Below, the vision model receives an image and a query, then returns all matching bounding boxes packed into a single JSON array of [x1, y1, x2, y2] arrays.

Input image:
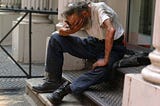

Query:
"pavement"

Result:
[[0, 45, 44, 106]]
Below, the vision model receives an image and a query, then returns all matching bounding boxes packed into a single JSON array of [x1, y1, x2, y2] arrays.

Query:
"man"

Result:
[[32, 1, 126, 104]]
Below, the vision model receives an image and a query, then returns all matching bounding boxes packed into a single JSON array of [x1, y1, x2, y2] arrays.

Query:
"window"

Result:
[[127, 0, 155, 48]]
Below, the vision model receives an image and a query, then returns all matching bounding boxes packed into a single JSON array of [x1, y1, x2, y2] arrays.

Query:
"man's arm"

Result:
[[59, 16, 85, 36], [92, 19, 115, 69]]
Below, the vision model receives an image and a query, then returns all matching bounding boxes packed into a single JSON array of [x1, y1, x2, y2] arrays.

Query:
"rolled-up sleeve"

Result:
[[97, 3, 114, 26]]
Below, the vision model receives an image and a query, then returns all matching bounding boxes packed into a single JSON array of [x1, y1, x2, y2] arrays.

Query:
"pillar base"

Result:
[[0, 13, 20, 45], [122, 74, 160, 106], [22, 14, 52, 24], [141, 50, 160, 84], [142, 65, 160, 84], [45, 36, 85, 71], [12, 21, 55, 63]]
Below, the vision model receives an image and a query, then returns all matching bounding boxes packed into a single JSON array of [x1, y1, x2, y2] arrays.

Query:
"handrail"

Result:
[[0, 7, 58, 78]]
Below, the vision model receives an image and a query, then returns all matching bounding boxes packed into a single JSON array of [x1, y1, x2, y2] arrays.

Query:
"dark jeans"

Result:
[[45, 32, 126, 94]]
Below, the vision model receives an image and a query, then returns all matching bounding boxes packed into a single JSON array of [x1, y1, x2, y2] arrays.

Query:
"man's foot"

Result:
[[32, 81, 62, 93], [47, 81, 71, 104]]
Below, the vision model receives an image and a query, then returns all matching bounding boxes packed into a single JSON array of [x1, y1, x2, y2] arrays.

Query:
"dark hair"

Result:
[[62, 1, 89, 17]]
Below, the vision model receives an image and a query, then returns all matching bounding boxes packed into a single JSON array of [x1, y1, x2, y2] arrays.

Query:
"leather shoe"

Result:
[[47, 81, 71, 104], [32, 81, 61, 93]]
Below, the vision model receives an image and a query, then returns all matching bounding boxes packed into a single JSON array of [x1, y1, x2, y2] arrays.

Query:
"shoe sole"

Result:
[[47, 96, 62, 104], [32, 88, 56, 93], [32, 82, 64, 93]]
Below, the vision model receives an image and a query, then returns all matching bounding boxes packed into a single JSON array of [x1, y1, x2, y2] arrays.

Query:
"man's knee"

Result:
[[50, 32, 61, 42], [49, 32, 63, 46], [70, 84, 85, 95]]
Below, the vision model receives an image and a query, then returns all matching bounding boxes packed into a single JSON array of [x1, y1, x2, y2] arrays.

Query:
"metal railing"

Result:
[[0, 6, 58, 78]]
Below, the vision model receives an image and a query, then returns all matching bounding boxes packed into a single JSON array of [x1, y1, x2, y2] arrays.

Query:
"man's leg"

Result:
[[70, 44, 126, 94], [47, 44, 126, 103], [32, 33, 97, 93]]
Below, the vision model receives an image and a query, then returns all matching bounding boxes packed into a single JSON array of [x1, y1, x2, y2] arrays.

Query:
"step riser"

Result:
[[26, 82, 99, 106], [25, 78, 84, 106], [26, 86, 46, 106]]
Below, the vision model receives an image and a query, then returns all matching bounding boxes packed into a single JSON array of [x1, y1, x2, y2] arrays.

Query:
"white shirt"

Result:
[[85, 2, 124, 40]]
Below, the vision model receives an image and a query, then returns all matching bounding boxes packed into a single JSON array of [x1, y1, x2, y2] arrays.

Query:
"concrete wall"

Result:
[[107, 0, 128, 30]]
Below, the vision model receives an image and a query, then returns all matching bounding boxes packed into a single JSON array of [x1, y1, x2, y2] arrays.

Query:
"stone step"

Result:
[[25, 45, 150, 106], [61, 65, 145, 106], [25, 78, 84, 106], [25, 66, 144, 106], [62, 70, 124, 106]]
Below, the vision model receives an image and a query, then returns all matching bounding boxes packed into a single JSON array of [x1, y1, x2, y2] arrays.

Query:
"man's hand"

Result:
[[59, 16, 85, 36], [59, 27, 70, 36], [92, 58, 108, 69]]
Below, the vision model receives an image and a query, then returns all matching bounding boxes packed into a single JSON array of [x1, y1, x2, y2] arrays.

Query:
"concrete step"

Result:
[[25, 78, 84, 106], [25, 66, 144, 106], [25, 44, 150, 106], [62, 70, 124, 106]]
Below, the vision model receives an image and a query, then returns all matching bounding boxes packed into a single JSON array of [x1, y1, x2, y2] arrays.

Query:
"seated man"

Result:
[[32, 1, 126, 104]]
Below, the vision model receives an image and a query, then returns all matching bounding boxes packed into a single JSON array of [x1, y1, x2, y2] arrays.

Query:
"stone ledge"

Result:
[[25, 78, 83, 106], [122, 74, 160, 106]]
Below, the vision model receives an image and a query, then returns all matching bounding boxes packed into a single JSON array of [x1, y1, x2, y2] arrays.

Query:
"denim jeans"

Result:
[[45, 32, 126, 94]]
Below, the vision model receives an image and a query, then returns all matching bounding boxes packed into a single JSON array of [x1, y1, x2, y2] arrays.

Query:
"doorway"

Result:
[[127, 0, 155, 48]]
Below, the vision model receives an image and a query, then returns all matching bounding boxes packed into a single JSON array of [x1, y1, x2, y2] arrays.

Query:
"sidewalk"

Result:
[[0, 46, 44, 106]]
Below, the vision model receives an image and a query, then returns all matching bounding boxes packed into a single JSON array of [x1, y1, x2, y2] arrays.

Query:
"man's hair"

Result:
[[62, 1, 89, 17]]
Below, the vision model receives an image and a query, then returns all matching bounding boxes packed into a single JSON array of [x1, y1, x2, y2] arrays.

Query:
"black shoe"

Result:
[[32, 81, 61, 93], [47, 81, 71, 104]]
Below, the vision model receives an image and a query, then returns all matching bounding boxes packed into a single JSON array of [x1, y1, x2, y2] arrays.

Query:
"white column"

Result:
[[0, 0, 21, 8], [0, 0, 20, 45], [141, 0, 160, 84], [21, 0, 51, 24], [48, 0, 58, 25], [122, 1, 160, 106], [21, 0, 51, 10], [12, 0, 55, 63], [0, 0, 21, 11], [56, 0, 68, 29], [48, 0, 54, 10]]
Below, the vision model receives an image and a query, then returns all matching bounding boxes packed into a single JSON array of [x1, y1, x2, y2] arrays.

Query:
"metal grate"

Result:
[[0, 78, 26, 90], [0, 46, 44, 89], [63, 70, 123, 106]]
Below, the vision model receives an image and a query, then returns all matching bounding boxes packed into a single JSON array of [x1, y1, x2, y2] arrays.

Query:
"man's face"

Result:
[[65, 13, 82, 29]]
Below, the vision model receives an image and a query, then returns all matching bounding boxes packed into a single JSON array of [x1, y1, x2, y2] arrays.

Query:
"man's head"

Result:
[[63, 1, 89, 17], [62, 1, 91, 29]]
